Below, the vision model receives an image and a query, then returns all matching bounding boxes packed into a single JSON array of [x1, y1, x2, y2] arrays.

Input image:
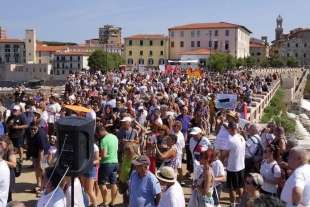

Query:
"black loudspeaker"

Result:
[[55, 116, 95, 177]]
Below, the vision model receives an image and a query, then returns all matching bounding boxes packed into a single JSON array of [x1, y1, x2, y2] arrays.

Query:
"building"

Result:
[[0, 63, 52, 81], [250, 37, 269, 63], [0, 27, 6, 39], [0, 39, 26, 64], [99, 25, 122, 45], [168, 22, 252, 60], [53, 51, 90, 78], [271, 15, 310, 65], [85, 38, 100, 47], [124, 34, 168, 68], [25, 29, 37, 63], [36, 44, 67, 64]]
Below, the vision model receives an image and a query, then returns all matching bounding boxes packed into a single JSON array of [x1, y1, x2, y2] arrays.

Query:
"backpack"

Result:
[[250, 135, 263, 163]]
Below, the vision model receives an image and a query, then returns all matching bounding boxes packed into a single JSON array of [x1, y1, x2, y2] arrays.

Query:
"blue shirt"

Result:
[[129, 171, 161, 207], [176, 114, 192, 135]]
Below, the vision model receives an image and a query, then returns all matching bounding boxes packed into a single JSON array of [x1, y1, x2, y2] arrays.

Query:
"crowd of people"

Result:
[[0, 68, 308, 207]]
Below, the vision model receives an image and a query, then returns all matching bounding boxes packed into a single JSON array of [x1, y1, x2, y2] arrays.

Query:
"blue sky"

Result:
[[1, 0, 309, 43]]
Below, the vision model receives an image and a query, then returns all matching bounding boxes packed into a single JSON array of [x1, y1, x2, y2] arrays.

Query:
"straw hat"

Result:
[[156, 166, 177, 183]]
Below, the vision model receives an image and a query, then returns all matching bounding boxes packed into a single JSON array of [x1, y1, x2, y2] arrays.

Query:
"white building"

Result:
[[168, 22, 251, 59]]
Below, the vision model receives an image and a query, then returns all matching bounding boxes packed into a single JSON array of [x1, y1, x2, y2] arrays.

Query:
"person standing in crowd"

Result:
[[173, 121, 185, 182], [211, 150, 226, 207], [156, 166, 185, 207], [189, 127, 211, 180], [260, 144, 282, 196], [281, 147, 310, 206], [239, 173, 264, 207], [223, 122, 246, 206], [97, 125, 118, 207], [37, 167, 66, 207], [46, 95, 61, 138], [245, 124, 262, 173], [0, 136, 16, 203], [271, 127, 287, 159], [6, 105, 28, 160], [0, 145, 10, 207], [129, 155, 161, 207], [27, 122, 50, 195], [156, 134, 178, 171]]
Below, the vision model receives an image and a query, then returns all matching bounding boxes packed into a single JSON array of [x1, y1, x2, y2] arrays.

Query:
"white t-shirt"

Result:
[[245, 134, 261, 159], [215, 125, 230, 150], [226, 133, 245, 172], [0, 160, 9, 207], [260, 160, 281, 194], [281, 164, 310, 206], [175, 131, 185, 168], [65, 178, 85, 207], [158, 181, 185, 207], [37, 188, 66, 207], [212, 159, 226, 187]]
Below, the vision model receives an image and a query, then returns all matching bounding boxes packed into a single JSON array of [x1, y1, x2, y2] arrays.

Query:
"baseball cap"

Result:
[[189, 127, 202, 135], [132, 155, 150, 166]]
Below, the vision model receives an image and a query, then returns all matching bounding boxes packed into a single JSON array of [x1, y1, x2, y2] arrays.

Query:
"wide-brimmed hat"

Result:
[[156, 166, 177, 183], [226, 110, 239, 120], [132, 155, 150, 166]]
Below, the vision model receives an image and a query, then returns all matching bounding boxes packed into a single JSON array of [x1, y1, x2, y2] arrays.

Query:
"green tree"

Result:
[[245, 56, 256, 68], [208, 53, 236, 72], [260, 58, 270, 68], [88, 50, 107, 72], [286, 57, 299, 67], [269, 57, 285, 68], [236, 58, 245, 68]]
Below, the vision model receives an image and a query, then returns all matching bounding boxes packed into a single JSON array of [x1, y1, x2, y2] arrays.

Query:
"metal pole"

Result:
[[71, 176, 74, 207]]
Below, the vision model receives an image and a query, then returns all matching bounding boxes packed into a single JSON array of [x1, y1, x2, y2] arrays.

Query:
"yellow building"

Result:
[[124, 34, 168, 68]]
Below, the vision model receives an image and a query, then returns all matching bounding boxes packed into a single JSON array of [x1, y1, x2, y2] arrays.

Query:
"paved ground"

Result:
[[13, 160, 231, 207]]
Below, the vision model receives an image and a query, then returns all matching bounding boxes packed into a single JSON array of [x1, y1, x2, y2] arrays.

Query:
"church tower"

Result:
[[275, 15, 283, 41]]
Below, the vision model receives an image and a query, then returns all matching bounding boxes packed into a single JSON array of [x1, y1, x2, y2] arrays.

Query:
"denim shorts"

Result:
[[83, 165, 97, 179], [98, 163, 118, 185]]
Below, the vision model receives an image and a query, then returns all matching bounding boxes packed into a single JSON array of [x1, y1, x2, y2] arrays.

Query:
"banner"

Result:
[[215, 94, 237, 109]]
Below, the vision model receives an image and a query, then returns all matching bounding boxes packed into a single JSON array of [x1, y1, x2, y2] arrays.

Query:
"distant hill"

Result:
[[40, 41, 77, 46]]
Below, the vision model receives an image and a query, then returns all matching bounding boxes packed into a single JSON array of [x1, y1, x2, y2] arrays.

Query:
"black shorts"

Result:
[[11, 137, 23, 148], [226, 169, 245, 190], [98, 163, 118, 185]]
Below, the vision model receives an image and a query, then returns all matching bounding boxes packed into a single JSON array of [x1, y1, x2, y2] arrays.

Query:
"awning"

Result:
[[64, 105, 92, 113]]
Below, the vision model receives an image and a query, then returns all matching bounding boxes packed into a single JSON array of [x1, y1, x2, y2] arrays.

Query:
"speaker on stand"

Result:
[[55, 116, 95, 207]]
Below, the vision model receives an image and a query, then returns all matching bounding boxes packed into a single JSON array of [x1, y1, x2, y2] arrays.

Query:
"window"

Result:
[[197, 30, 200, 37], [159, 58, 165, 65], [70, 63, 72, 68], [140, 40, 143, 46], [78, 63, 80, 68], [208, 41, 212, 48], [160, 40, 164, 46], [180, 41, 184, 47], [129, 50, 132, 56], [70, 56, 72, 61], [39, 60, 41, 64], [62, 70, 65, 74], [160, 51, 164, 56], [28, 39, 31, 43], [305, 43, 307, 47], [257, 52, 261, 56], [127, 58, 133, 65], [304, 53, 307, 58], [191, 41, 195, 47], [33, 68, 35, 72], [57, 63, 60, 68], [191, 31, 195, 37], [287, 43, 290, 47], [149, 50, 153, 56], [225, 30, 230, 36], [171, 41, 174, 48], [148, 58, 154, 65], [78, 56, 80, 61], [138, 58, 144, 65], [180, 31, 184, 37], [150, 40, 153, 46], [225, 40, 229, 50], [140, 50, 143, 56], [170, 31, 174, 37], [39, 52, 41, 57], [197, 41, 200, 47], [214, 41, 218, 49], [44, 68, 47, 73], [129, 40, 132, 46], [295, 53, 298, 57], [39, 68, 42, 72], [296, 43, 299, 48], [287, 53, 290, 57], [215, 30, 218, 36]]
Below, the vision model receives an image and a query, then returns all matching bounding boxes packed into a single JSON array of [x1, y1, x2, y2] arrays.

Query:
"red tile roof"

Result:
[[36, 44, 67, 52], [0, 38, 24, 43], [55, 51, 90, 56], [168, 22, 251, 33], [250, 43, 265, 48], [177, 48, 212, 55], [125, 34, 168, 40]]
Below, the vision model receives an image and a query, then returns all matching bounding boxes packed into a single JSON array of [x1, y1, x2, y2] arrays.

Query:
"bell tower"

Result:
[[275, 15, 283, 41]]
